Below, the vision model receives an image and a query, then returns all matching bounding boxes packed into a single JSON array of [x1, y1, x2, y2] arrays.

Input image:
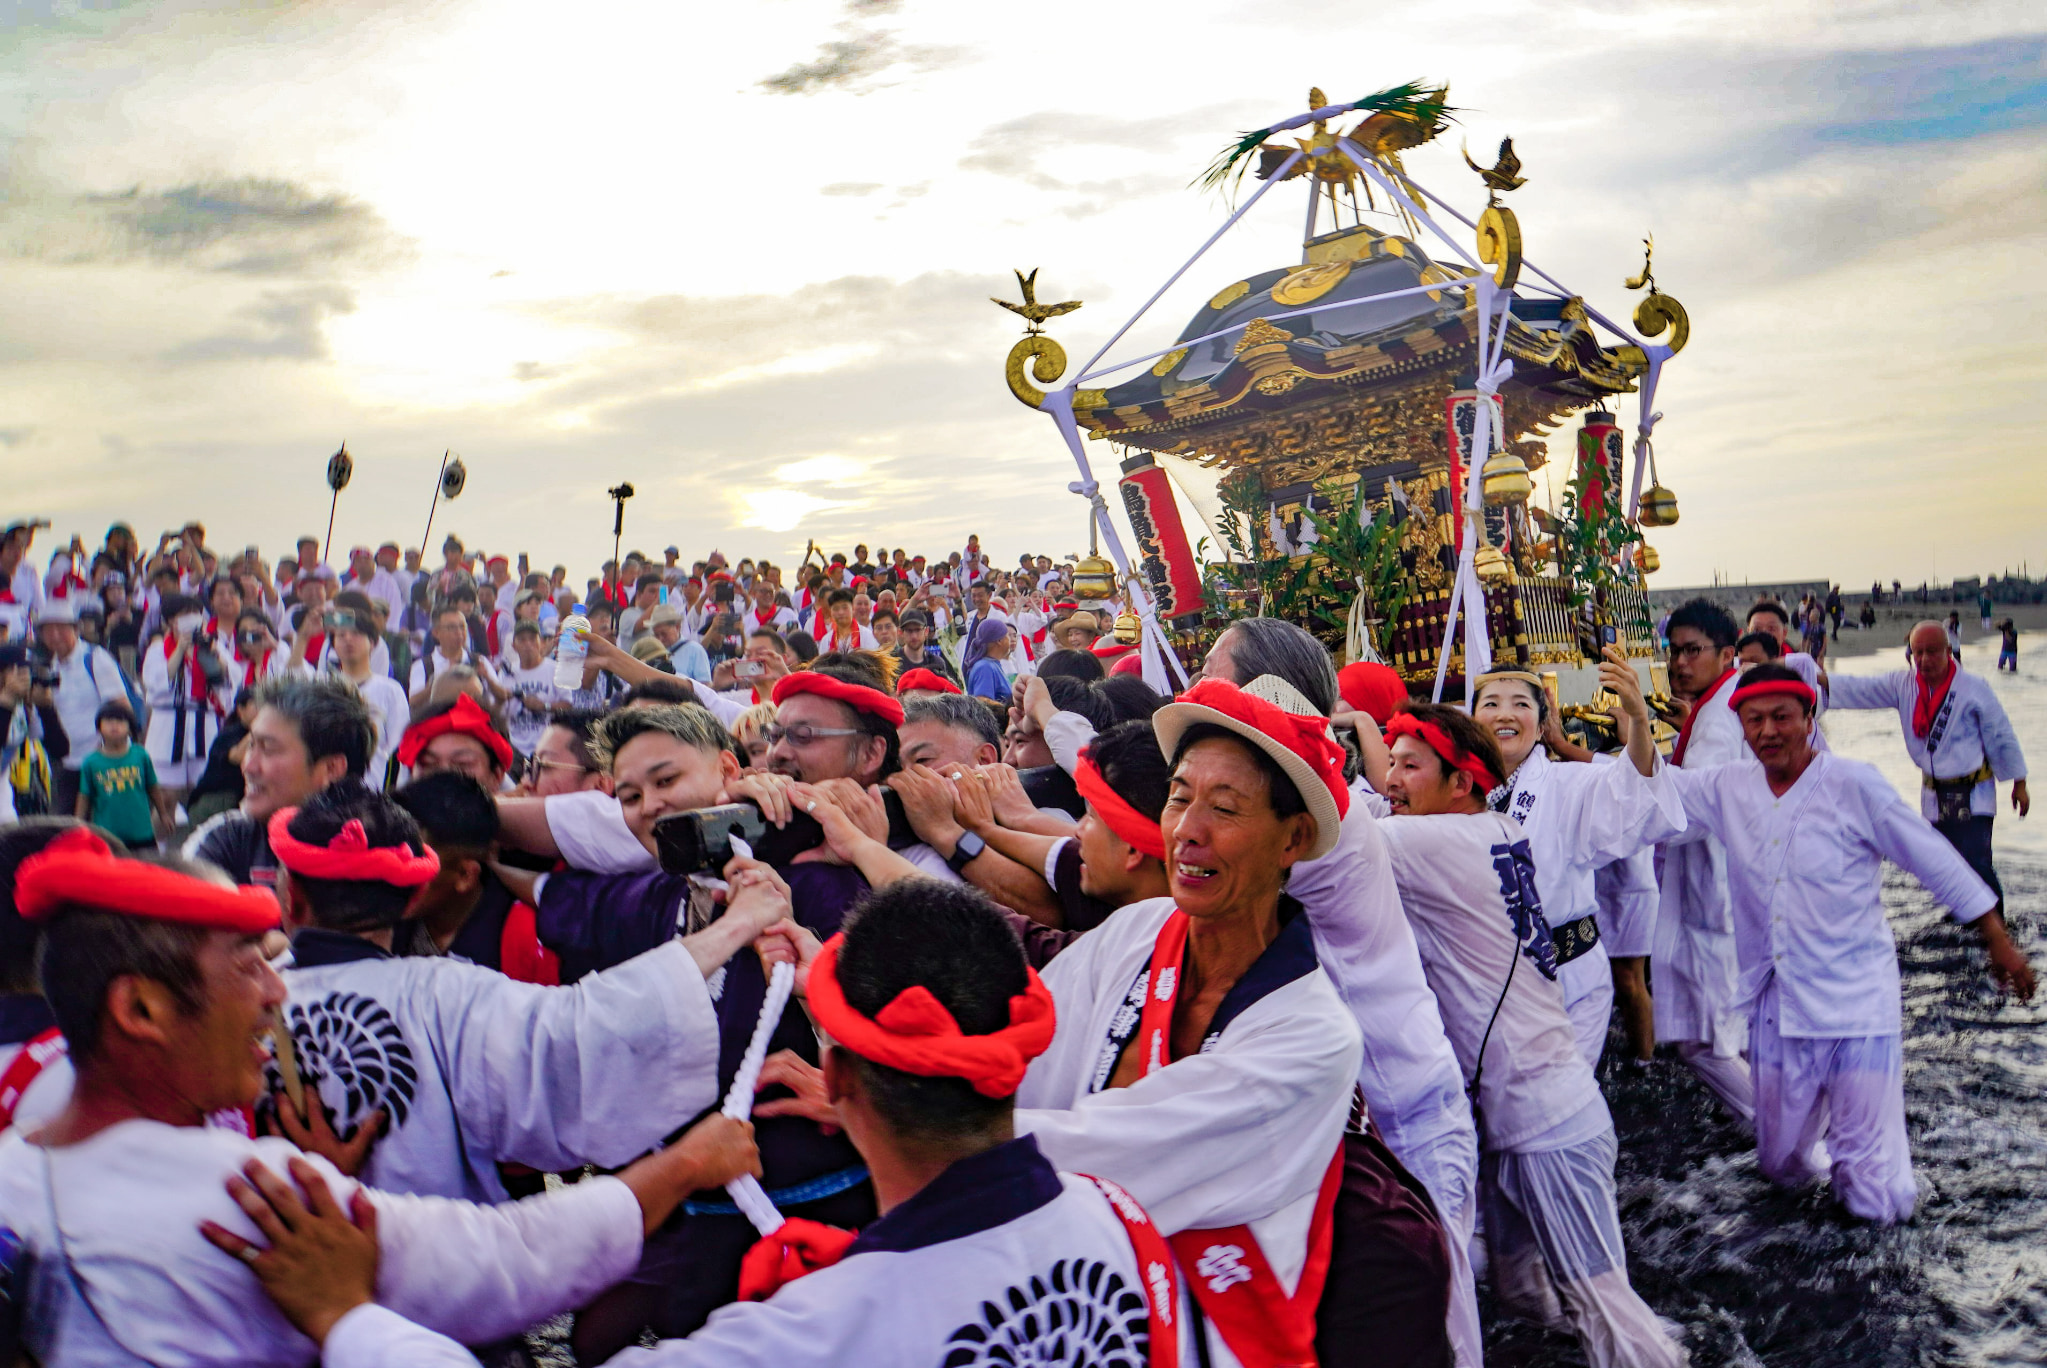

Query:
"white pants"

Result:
[[1558, 943, 1614, 1071], [1751, 983, 1915, 1225], [1394, 1126, 1484, 1368], [1673, 1043, 1755, 1133], [1482, 1099, 1687, 1368]]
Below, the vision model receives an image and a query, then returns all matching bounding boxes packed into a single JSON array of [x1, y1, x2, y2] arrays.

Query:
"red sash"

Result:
[[1131, 911, 1341, 1368], [1084, 1175, 1183, 1368], [1671, 667, 1735, 766], [0, 1027, 64, 1130], [1913, 660, 1956, 739], [500, 901, 561, 985]]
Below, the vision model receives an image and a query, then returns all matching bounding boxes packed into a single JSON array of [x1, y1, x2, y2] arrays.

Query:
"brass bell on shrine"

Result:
[[1113, 610, 1141, 645], [1474, 543, 1512, 581], [1634, 542, 1661, 574], [1481, 448, 1534, 504], [1071, 554, 1118, 603], [1638, 484, 1679, 527]]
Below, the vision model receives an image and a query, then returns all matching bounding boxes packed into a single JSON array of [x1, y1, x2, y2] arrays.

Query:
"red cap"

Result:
[[15, 829, 280, 934], [896, 668, 961, 696], [1337, 662, 1409, 725], [772, 670, 907, 727]]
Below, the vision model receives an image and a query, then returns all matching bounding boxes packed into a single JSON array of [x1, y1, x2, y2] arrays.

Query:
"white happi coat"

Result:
[[1827, 666, 2026, 819], [1491, 750, 1684, 1049], [0, 1120, 645, 1368], [319, 1138, 1188, 1368], [278, 930, 719, 1201], [1037, 711, 1471, 1195], [1377, 810, 1600, 1152], [1666, 751, 1997, 1037], [1016, 897, 1359, 1332], [1653, 680, 1752, 1054]]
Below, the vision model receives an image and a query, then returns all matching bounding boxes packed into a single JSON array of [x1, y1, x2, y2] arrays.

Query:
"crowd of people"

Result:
[[0, 511, 2033, 1368]]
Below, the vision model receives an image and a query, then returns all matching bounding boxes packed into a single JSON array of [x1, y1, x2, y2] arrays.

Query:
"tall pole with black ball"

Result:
[[418, 451, 468, 569], [321, 443, 352, 566]]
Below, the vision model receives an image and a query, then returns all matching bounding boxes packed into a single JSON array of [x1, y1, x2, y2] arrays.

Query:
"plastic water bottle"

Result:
[[555, 604, 590, 687]]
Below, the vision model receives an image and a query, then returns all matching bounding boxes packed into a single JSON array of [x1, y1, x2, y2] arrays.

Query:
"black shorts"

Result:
[[1933, 814, 2001, 901]]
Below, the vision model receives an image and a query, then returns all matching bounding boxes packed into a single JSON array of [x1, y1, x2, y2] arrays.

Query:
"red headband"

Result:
[[1384, 712, 1502, 795], [267, 808, 442, 887], [1728, 678, 1816, 712], [1074, 753, 1167, 860], [806, 934, 1056, 1097], [14, 828, 280, 933], [773, 671, 906, 727], [895, 668, 960, 697], [397, 693, 515, 773]]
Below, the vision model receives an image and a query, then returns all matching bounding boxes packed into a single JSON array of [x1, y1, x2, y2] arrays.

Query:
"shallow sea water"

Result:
[[1489, 634, 2047, 1367]]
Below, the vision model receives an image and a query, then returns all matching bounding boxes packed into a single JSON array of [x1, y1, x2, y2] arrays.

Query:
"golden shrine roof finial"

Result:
[[1462, 137, 1525, 203], [991, 268, 1082, 336]]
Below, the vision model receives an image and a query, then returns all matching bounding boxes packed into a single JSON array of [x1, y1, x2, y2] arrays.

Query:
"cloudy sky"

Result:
[[2, 0, 2042, 589]]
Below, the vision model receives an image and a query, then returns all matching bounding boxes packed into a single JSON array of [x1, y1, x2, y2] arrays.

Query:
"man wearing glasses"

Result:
[[1651, 597, 1757, 1127]]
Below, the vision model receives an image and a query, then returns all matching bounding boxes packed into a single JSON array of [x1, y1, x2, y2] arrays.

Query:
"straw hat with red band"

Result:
[[1728, 677, 1817, 713], [397, 694, 515, 774], [14, 828, 280, 934], [895, 668, 961, 697], [1383, 711, 1503, 797], [1151, 676, 1350, 860], [1073, 753, 1166, 861], [267, 809, 442, 887], [804, 932, 1057, 1098], [772, 670, 906, 728]]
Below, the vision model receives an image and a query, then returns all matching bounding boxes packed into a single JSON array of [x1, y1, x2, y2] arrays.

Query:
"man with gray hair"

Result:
[[898, 693, 1001, 770]]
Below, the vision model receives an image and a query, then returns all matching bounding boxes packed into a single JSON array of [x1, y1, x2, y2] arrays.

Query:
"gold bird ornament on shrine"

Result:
[[992, 269, 1082, 335], [1463, 138, 1525, 198]]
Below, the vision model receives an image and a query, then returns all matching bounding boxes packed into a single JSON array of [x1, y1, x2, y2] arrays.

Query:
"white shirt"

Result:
[[0, 1033, 71, 1136], [315, 667, 409, 783], [1827, 666, 2026, 819], [1667, 751, 1997, 1037], [319, 1150, 1179, 1368], [408, 648, 500, 697], [1289, 798, 1474, 1164], [1376, 810, 1599, 1151], [1, 560, 44, 639], [46, 640, 132, 771], [742, 604, 798, 636], [814, 622, 879, 653], [1018, 897, 1359, 1289], [279, 936, 719, 1201], [1653, 673, 1752, 1051], [501, 659, 558, 755], [0, 1119, 645, 1366], [345, 568, 407, 623]]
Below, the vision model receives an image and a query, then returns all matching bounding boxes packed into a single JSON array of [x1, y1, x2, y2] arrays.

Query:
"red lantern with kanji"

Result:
[[1117, 454, 1206, 625]]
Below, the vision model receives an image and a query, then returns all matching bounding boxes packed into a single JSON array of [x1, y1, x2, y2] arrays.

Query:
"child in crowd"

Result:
[[75, 700, 166, 849]]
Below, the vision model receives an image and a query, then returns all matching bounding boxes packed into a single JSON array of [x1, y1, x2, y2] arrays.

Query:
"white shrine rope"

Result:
[[719, 958, 796, 1236]]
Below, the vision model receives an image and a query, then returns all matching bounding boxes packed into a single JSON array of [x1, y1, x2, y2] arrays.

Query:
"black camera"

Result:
[[653, 789, 917, 876]]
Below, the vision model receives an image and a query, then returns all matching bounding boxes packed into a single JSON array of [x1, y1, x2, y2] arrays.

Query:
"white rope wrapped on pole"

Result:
[[719, 959, 796, 1237]]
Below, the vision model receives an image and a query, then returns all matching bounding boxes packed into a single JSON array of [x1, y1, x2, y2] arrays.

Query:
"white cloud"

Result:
[[0, 0, 2038, 590]]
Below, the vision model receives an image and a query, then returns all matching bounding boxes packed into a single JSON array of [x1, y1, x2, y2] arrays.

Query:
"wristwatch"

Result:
[[945, 830, 987, 875]]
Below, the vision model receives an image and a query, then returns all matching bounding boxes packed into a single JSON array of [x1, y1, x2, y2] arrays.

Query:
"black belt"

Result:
[[1551, 913, 1601, 966]]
